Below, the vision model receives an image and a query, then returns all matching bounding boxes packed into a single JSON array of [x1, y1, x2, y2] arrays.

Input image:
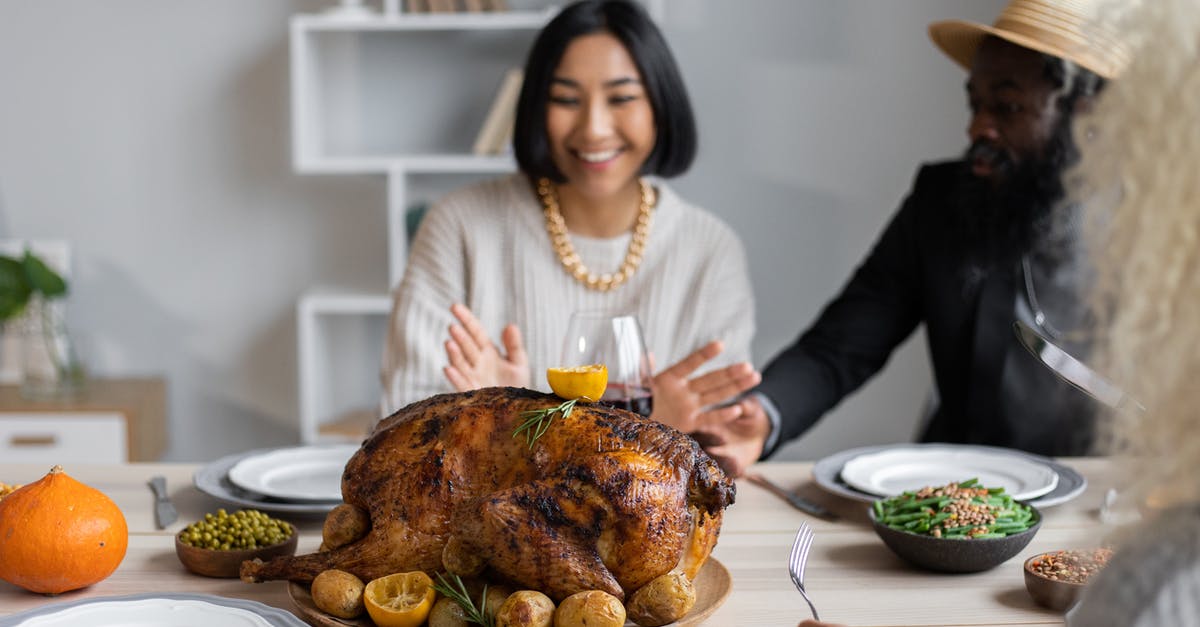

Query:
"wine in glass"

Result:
[[561, 312, 654, 416]]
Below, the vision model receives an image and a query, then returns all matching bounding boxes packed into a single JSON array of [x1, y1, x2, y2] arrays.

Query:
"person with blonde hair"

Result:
[[1063, 0, 1200, 622]]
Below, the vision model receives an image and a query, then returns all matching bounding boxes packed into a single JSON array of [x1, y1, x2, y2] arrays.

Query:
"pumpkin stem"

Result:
[[49, 465, 64, 475]]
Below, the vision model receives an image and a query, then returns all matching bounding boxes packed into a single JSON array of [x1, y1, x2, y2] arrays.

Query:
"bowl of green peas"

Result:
[[868, 478, 1041, 573], [175, 508, 297, 578]]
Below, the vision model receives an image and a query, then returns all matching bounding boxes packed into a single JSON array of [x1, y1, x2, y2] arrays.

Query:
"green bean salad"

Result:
[[872, 478, 1036, 539]]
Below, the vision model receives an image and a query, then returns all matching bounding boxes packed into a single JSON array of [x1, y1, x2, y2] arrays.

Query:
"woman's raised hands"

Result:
[[442, 303, 531, 391]]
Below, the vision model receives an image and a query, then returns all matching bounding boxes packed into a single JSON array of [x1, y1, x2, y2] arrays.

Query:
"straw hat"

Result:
[[928, 0, 1128, 79]]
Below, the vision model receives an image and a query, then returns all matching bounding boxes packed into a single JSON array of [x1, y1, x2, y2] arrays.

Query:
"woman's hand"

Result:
[[649, 340, 760, 434], [442, 303, 530, 391]]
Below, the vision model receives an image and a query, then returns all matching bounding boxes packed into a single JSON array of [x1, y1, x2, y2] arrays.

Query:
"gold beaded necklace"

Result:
[[537, 177, 655, 292]]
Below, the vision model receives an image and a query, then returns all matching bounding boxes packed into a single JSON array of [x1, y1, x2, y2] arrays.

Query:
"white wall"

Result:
[[0, 0, 1003, 461]]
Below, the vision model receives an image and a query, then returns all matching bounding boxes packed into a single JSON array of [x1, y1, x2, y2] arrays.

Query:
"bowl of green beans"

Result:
[[868, 478, 1041, 573]]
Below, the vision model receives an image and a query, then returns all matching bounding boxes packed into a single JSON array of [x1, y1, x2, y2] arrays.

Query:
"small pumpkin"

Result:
[[0, 465, 129, 594]]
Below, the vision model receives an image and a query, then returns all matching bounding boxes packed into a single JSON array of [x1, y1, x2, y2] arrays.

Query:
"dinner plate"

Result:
[[194, 449, 346, 517], [287, 558, 732, 627], [812, 443, 1087, 508], [840, 445, 1059, 500], [0, 592, 306, 626], [227, 444, 357, 502]]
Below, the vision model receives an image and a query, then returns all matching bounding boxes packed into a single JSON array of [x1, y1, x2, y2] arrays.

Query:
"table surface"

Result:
[[0, 458, 1116, 626]]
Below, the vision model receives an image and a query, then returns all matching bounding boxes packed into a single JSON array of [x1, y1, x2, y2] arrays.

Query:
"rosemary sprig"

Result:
[[512, 398, 582, 447], [432, 572, 493, 627]]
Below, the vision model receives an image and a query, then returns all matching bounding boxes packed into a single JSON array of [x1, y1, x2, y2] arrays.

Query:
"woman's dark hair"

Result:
[[513, 0, 697, 182]]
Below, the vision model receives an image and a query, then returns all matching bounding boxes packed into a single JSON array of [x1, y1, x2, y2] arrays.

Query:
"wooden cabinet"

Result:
[[0, 378, 166, 462]]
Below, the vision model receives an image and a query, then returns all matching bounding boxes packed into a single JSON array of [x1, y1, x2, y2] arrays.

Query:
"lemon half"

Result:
[[547, 364, 608, 401], [363, 571, 436, 627]]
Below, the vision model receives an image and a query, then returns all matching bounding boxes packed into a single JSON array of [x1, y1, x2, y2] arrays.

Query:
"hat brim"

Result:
[[928, 19, 1118, 79]]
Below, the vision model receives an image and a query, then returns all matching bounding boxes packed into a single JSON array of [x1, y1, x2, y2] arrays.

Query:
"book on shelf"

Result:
[[472, 67, 524, 156]]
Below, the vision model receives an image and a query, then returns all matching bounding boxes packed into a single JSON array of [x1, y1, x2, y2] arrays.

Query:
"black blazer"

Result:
[[758, 160, 1096, 457]]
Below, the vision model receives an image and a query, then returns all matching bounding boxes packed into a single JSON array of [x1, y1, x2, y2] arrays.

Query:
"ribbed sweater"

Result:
[[381, 173, 755, 416]]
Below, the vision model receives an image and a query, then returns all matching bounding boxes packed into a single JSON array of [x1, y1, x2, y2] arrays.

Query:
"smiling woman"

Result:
[[381, 0, 760, 441]]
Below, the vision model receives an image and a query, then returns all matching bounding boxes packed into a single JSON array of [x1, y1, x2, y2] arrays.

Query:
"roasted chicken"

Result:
[[241, 387, 734, 603]]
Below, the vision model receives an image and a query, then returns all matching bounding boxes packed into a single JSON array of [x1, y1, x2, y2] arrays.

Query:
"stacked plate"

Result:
[[193, 444, 359, 516], [812, 443, 1087, 507], [0, 593, 307, 626]]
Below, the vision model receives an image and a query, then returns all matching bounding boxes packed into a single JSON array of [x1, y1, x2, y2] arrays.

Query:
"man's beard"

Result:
[[951, 117, 1079, 267]]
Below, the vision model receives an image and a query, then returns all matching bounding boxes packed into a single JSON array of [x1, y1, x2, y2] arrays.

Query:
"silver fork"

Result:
[[789, 522, 820, 620]]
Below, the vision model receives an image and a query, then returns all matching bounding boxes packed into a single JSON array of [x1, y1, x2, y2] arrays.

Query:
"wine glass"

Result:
[[560, 311, 654, 416]]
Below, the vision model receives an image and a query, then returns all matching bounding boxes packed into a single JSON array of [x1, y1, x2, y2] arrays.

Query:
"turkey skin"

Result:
[[240, 387, 734, 602]]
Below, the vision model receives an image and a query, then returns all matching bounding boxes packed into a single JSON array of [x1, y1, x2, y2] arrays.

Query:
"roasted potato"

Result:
[[483, 584, 514, 616], [495, 590, 555, 627], [321, 503, 370, 549], [626, 571, 696, 626], [428, 596, 470, 627], [443, 535, 486, 576], [310, 569, 364, 619], [553, 590, 625, 627]]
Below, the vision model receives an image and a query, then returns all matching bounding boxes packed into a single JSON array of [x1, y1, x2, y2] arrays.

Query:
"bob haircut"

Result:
[[513, 0, 697, 182]]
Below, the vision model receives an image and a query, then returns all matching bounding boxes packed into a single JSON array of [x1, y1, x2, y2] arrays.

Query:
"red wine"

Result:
[[600, 386, 653, 417]]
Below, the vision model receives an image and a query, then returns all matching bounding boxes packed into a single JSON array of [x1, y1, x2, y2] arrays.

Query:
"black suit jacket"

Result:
[[758, 160, 1096, 457]]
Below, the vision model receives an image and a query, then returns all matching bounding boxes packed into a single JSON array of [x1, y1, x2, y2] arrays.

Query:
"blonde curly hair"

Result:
[[1079, 0, 1200, 508]]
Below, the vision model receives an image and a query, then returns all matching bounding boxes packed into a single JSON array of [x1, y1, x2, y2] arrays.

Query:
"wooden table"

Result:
[[0, 459, 1115, 626]]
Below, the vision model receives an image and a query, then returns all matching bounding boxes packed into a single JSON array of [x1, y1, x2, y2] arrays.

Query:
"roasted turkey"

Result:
[[240, 387, 734, 603]]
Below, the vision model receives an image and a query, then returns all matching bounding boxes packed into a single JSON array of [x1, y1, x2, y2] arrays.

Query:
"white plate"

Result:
[[0, 593, 306, 626], [839, 445, 1059, 501], [227, 444, 357, 502], [193, 450, 340, 516]]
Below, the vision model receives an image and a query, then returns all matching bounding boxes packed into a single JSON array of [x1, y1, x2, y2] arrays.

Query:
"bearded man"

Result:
[[688, 0, 1128, 476]]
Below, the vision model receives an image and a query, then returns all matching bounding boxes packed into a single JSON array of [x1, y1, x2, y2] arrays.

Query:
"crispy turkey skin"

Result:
[[240, 387, 734, 601]]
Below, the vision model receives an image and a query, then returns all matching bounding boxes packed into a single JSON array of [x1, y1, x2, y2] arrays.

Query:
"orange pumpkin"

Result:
[[0, 465, 129, 594]]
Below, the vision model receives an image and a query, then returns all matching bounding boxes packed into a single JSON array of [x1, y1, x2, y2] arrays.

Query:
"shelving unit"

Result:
[[289, 0, 664, 444]]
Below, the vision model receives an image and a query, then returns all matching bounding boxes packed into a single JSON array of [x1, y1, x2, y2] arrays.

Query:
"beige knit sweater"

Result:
[[381, 173, 755, 416]]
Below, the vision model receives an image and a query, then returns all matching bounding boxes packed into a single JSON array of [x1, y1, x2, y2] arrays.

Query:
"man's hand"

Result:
[[649, 340, 760, 434], [691, 395, 771, 478], [442, 303, 530, 391]]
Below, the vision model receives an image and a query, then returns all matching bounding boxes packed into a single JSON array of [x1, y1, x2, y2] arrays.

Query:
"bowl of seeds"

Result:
[[1023, 547, 1113, 611], [175, 508, 297, 578], [868, 478, 1042, 573]]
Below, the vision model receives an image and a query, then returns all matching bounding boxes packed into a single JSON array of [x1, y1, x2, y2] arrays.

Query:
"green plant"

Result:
[[0, 250, 67, 323]]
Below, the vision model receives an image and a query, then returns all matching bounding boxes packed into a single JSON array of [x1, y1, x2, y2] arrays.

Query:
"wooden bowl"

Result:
[[175, 524, 298, 578], [868, 506, 1041, 573]]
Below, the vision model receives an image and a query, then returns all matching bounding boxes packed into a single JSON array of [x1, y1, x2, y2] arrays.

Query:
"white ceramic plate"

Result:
[[812, 444, 1086, 508], [193, 450, 338, 516], [0, 593, 306, 626], [227, 444, 357, 502], [839, 445, 1059, 501]]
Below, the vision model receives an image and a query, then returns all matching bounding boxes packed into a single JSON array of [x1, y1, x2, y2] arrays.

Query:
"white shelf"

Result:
[[295, 9, 557, 32], [296, 153, 516, 175], [299, 289, 391, 315]]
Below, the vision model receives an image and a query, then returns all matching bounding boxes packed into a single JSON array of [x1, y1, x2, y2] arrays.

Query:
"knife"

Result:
[[745, 473, 839, 521], [148, 475, 178, 530], [1012, 320, 1146, 414]]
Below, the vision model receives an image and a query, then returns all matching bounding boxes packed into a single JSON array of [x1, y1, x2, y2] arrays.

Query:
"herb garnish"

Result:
[[512, 398, 583, 447], [432, 572, 493, 627]]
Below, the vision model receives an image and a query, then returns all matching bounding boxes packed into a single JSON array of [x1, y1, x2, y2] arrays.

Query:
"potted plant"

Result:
[[0, 250, 84, 399]]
